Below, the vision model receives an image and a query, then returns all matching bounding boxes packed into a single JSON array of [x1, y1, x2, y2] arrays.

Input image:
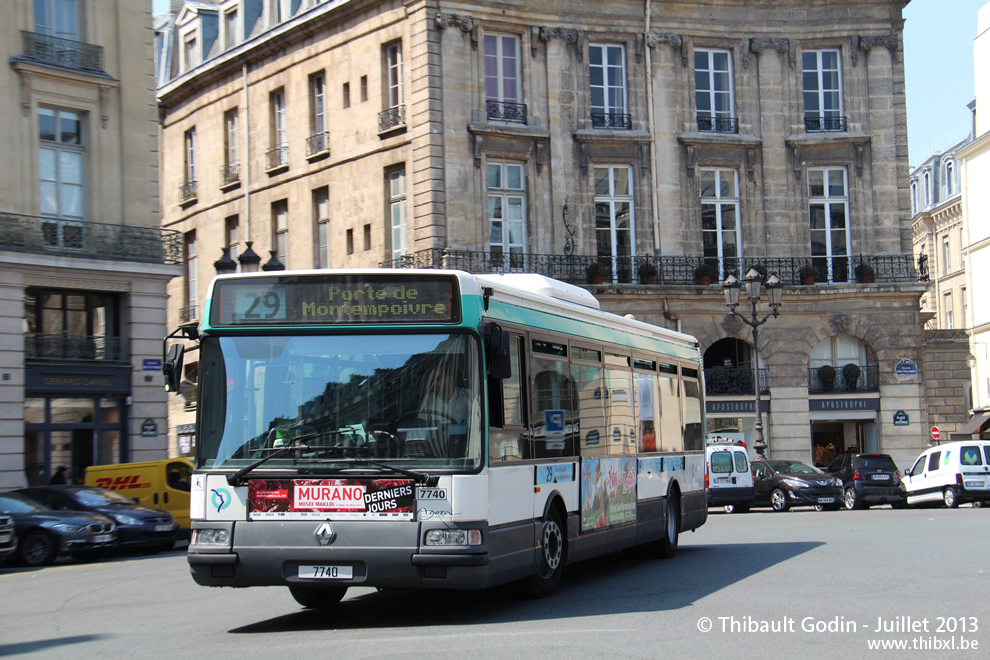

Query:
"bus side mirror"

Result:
[[163, 343, 185, 393], [482, 322, 511, 380]]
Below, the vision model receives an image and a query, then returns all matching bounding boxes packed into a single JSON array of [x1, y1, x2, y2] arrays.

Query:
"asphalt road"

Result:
[[2, 506, 988, 659]]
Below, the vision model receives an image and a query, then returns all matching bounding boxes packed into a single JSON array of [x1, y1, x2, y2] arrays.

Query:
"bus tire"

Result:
[[527, 506, 565, 598], [654, 492, 680, 559], [288, 585, 348, 609]]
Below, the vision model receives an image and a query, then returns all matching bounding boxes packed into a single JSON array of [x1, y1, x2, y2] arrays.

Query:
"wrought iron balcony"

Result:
[[20, 31, 104, 73], [697, 115, 739, 134], [306, 131, 330, 157], [705, 366, 769, 396], [378, 105, 406, 132], [180, 180, 197, 201], [381, 250, 925, 286], [809, 364, 879, 393], [1, 212, 183, 264], [266, 145, 288, 171], [25, 333, 129, 363], [221, 163, 240, 186], [486, 100, 527, 124], [591, 113, 632, 129], [804, 115, 847, 132]]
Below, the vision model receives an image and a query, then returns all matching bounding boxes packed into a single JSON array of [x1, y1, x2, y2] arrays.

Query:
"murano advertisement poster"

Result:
[[581, 457, 637, 531], [247, 478, 415, 520]]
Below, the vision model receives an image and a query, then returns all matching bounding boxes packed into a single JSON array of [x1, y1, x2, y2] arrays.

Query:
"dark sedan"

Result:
[[0, 493, 116, 566], [826, 453, 908, 510], [15, 486, 178, 553], [751, 459, 844, 512]]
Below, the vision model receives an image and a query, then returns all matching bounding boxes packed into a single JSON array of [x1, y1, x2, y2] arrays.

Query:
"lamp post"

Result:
[[238, 241, 261, 273], [213, 247, 237, 275], [723, 268, 783, 458]]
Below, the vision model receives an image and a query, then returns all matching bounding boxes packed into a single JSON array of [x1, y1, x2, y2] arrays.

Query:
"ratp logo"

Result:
[[211, 488, 232, 512]]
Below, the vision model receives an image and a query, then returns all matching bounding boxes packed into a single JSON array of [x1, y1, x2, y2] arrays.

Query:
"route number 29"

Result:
[[240, 291, 284, 320]]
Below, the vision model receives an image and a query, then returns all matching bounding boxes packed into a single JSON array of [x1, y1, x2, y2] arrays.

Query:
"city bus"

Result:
[[163, 269, 707, 608]]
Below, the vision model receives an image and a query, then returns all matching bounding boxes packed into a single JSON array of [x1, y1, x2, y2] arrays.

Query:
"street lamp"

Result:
[[723, 268, 783, 458], [238, 241, 261, 273], [213, 247, 237, 275]]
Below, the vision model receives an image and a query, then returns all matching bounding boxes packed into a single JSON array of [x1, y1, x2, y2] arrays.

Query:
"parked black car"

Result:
[[0, 513, 16, 566], [826, 453, 907, 510], [751, 459, 844, 511], [15, 486, 178, 553], [0, 493, 116, 566]]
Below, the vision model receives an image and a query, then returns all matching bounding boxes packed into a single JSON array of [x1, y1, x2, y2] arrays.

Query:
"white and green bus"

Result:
[[164, 269, 707, 608]]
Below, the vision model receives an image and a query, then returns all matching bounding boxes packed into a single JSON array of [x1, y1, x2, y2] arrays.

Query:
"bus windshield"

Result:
[[198, 332, 482, 472]]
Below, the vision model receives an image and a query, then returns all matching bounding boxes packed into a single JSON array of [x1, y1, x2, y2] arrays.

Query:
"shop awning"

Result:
[[954, 412, 990, 437]]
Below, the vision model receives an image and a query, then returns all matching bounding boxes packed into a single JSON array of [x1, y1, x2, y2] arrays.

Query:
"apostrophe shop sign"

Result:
[[141, 419, 158, 437], [893, 410, 909, 426], [808, 398, 880, 412]]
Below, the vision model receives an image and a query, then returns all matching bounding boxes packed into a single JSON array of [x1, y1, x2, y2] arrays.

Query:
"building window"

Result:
[[487, 162, 526, 269], [943, 236, 951, 274], [24, 288, 121, 362], [313, 187, 329, 268], [185, 231, 197, 310], [268, 88, 288, 169], [943, 291, 954, 329], [307, 74, 328, 157], [225, 215, 239, 265], [39, 107, 85, 249], [272, 200, 288, 267], [962, 286, 968, 328], [342, 82, 350, 109], [802, 49, 843, 131], [809, 167, 850, 283], [911, 180, 918, 214], [361, 75, 368, 102], [589, 44, 628, 129], [946, 161, 954, 195], [594, 165, 635, 283], [695, 49, 736, 133], [388, 166, 406, 260], [924, 171, 931, 207], [183, 35, 197, 72], [224, 8, 238, 49], [485, 34, 524, 123], [34, 0, 79, 40], [346, 228, 354, 255], [380, 42, 404, 131], [700, 168, 740, 281], [364, 224, 371, 251], [223, 110, 238, 184], [182, 127, 196, 200], [269, 0, 283, 25]]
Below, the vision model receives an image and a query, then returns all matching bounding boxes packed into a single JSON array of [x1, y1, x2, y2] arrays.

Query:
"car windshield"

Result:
[[0, 494, 49, 513], [198, 332, 483, 472], [766, 460, 823, 475], [853, 455, 897, 469], [73, 488, 136, 506]]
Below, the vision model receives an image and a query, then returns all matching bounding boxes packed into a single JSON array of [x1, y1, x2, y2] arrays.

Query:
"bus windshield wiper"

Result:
[[308, 458, 438, 486], [226, 431, 322, 486]]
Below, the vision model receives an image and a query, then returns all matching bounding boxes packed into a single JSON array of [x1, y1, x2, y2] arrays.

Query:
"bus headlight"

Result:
[[192, 529, 231, 547], [424, 529, 482, 546]]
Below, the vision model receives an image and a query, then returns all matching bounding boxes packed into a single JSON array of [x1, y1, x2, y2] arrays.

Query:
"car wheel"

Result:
[[844, 488, 862, 511], [288, 585, 348, 609], [527, 506, 565, 597], [20, 530, 57, 566], [944, 488, 959, 509], [770, 489, 789, 512], [815, 503, 841, 512]]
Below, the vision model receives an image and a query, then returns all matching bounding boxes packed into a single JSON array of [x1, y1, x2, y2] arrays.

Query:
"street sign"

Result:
[[931, 426, 940, 441]]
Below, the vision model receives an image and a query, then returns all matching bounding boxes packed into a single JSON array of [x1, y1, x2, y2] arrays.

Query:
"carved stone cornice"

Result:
[[533, 26, 581, 60], [644, 32, 686, 65], [435, 12, 477, 48], [749, 37, 792, 68], [859, 34, 898, 52]]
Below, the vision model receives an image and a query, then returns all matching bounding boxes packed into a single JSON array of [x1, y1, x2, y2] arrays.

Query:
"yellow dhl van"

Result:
[[84, 458, 193, 536]]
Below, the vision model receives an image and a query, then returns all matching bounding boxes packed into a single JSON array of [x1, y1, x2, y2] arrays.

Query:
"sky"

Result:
[[151, 0, 984, 167]]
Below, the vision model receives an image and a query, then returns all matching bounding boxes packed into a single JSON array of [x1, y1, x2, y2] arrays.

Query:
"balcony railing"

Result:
[[809, 364, 879, 394], [379, 105, 406, 132], [25, 333, 129, 363], [381, 250, 925, 286], [591, 113, 632, 129], [221, 162, 240, 186], [0, 211, 183, 264], [180, 180, 197, 201], [705, 366, 769, 396], [486, 100, 527, 124], [697, 115, 739, 134], [306, 131, 330, 157], [805, 115, 847, 132], [266, 145, 288, 171], [20, 31, 104, 73]]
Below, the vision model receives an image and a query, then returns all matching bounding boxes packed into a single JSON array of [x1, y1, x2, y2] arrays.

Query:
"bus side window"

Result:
[[489, 336, 529, 461]]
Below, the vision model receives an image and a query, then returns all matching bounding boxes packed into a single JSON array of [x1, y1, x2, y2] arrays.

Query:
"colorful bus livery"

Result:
[[167, 269, 707, 608]]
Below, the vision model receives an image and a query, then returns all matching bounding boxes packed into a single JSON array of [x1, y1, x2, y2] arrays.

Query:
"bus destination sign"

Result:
[[211, 274, 460, 326]]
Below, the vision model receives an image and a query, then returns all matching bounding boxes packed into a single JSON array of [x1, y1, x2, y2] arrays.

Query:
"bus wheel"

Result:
[[527, 507, 565, 598], [288, 585, 348, 609], [654, 493, 680, 559]]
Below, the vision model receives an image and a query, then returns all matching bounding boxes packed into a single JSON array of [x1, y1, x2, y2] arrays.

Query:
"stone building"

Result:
[[0, 1, 183, 488], [156, 0, 961, 468]]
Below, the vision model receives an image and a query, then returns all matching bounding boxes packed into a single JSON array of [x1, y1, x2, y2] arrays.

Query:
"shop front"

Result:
[[24, 365, 130, 486], [809, 397, 880, 468]]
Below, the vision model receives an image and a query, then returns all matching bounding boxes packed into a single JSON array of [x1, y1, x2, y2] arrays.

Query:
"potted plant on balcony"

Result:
[[855, 262, 875, 283], [694, 262, 716, 285], [799, 264, 817, 285], [586, 260, 611, 284], [638, 260, 658, 284]]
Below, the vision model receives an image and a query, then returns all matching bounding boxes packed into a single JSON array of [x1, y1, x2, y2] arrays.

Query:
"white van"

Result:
[[706, 441, 755, 513], [902, 440, 990, 508]]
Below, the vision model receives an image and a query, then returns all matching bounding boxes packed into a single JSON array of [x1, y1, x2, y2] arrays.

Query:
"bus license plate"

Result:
[[817, 497, 835, 504], [299, 565, 353, 580], [92, 534, 112, 543]]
